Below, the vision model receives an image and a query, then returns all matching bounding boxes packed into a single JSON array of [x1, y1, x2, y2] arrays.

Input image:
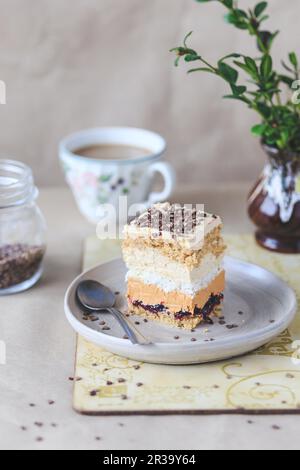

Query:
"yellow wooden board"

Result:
[[73, 235, 300, 414]]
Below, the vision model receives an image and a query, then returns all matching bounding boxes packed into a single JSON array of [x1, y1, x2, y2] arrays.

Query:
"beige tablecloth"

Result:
[[1, 186, 300, 450]]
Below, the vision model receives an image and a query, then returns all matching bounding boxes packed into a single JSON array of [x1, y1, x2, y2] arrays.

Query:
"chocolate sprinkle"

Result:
[[272, 425, 281, 431], [286, 373, 295, 379], [132, 203, 218, 239], [226, 324, 239, 330]]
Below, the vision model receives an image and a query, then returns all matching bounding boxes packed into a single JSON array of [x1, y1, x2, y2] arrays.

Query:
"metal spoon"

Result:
[[76, 280, 151, 345]]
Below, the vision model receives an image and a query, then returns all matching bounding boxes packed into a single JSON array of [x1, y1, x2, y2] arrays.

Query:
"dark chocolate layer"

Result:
[[131, 293, 224, 323]]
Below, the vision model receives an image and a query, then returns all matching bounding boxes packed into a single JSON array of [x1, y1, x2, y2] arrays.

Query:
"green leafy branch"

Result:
[[171, 0, 300, 155]]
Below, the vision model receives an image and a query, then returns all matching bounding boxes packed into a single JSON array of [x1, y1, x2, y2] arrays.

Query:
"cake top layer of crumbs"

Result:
[[125, 203, 222, 250]]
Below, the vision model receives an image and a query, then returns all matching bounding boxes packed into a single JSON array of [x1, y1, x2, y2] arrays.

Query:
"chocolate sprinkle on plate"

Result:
[[272, 425, 281, 431], [226, 324, 239, 330]]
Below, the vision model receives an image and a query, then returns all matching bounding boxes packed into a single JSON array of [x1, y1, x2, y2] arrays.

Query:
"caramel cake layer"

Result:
[[127, 270, 225, 315]]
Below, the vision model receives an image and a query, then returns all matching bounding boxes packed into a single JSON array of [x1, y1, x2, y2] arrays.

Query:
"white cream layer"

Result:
[[126, 266, 224, 296], [123, 246, 223, 282]]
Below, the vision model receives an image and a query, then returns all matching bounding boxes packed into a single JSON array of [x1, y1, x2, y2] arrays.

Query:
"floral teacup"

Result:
[[59, 127, 175, 224]]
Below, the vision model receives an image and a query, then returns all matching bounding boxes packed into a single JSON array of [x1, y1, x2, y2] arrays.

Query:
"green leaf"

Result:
[[257, 30, 279, 53], [256, 102, 272, 119], [218, 62, 238, 83], [289, 52, 298, 70], [223, 0, 233, 8], [219, 53, 242, 62], [234, 60, 251, 74], [184, 54, 200, 62], [251, 124, 267, 136], [234, 58, 259, 80], [260, 54, 272, 79], [254, 2, 268, 18], [223, 95, 250, 104], [187, 67, 216, 74], [235, 9, 248, 19], [245, 57, 259, 76], [230, 84, 247, 96], [225, 13, 248, 29], [259, 15, 269, 23]]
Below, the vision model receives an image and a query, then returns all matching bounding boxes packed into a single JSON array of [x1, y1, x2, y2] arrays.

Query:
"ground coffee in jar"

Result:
[[0, 160, 46, 295]]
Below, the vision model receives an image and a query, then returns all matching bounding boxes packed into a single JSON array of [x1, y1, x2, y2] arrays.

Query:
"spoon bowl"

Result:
[[77, 280, 115, 311], [76, 279, 152, 345]]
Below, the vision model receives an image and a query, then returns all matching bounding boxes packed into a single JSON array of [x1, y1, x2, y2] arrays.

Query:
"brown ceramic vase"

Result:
[[248, 145, 300, 254]]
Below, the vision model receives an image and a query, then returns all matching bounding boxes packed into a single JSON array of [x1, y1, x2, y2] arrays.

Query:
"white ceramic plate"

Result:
[[64, 257, 297, 365]]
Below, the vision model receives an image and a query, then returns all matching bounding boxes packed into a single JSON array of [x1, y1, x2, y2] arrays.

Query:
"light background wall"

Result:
[[0, 0, 298, 187]]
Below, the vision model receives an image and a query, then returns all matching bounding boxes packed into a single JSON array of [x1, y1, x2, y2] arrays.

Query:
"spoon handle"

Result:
[[108, 308, 152, 345]]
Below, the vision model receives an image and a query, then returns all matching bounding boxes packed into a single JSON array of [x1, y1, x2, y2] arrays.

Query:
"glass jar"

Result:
[[0, 160, 46, 295]]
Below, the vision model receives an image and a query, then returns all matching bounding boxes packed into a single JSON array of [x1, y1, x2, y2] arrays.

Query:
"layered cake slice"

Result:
[[122, 203, 226, 329]]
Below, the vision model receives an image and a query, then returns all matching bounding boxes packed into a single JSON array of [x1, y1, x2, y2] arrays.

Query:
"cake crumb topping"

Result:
[[125, 203, 222, 251]]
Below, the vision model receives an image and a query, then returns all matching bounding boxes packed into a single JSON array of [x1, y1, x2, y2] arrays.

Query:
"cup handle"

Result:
[[144, 162, 176, 207]]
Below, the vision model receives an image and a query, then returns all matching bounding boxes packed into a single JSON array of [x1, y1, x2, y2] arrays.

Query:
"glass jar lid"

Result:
[[0, 160, 37, 208]]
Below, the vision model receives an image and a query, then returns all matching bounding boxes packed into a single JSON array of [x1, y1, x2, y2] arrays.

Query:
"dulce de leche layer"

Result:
[[127, 270, 225, 315]]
